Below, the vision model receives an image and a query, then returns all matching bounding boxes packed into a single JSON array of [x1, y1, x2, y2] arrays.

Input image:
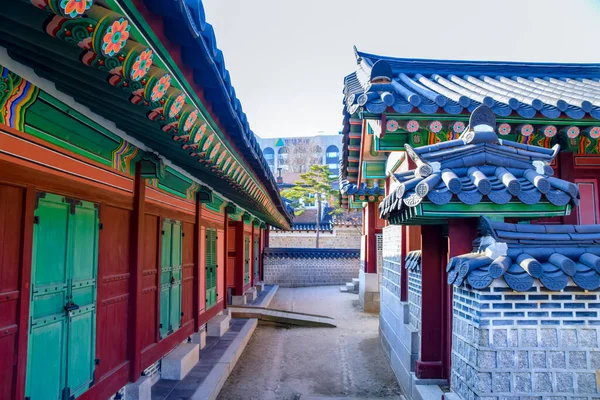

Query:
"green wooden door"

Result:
[[205, 229, 217, 309], [253, 236, 259, 278], [26, 193, 98, 400], [160, 219, 182, 338], [244, 236, 250, 284]]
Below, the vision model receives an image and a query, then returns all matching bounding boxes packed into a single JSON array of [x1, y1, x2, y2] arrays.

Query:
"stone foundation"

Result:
[[451, 281, 600, 399], [359, 269, 380, 313], [263, 248, 359, 287]]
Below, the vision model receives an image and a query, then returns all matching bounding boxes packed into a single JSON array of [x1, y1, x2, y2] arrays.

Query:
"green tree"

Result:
[[281, 165, 344, 248]]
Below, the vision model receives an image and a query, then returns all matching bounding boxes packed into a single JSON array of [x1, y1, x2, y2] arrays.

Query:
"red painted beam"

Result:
[[400, 225, 408, 302], [560, 152, 578, 225]]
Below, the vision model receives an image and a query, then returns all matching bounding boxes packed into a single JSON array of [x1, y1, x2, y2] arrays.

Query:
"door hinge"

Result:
[[33, 216, 39, 224], [159, 323, 163, 328], [65, 198, 82, 215], [162, 230, 165, 235], [95, 358, 100, 365], [99, 223, 103, 230], [182, 232, 185, 237], [181, 312, 184, 316]]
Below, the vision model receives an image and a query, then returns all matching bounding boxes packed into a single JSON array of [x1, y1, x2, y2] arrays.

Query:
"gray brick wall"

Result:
[[263, 255, 359, 287], [381, 225, 421, 397], [408, 269, 422, 334], [451, 281, 600, 400]]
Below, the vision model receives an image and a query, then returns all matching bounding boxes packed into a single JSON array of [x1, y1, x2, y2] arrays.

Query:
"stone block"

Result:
[[533, 372, 552, 392], [244, 288, 257, 303], [231, 295, 246, 306], [478, 351, 496, 369], [549, 351, 566, 368], [207, 313, 230, 337], [124, 375, 152, 400], [560, 329, 578, 346], [556, 372, 574, 393], [255, 282, 265, 292], [540, 328, 558, 347], [531, 351, 546, 368], [514, 372, 532, 392], [493, 372, 511, 392], [576, 373, 598, 394], [516, 350, 529, 369], [492, 329, 508, 347], [569, 351, 587, 369], [578, 329, 598, 347], [190, 329, 207, 349], [497, 350, 515, 368], [161, 343, 199, 380]]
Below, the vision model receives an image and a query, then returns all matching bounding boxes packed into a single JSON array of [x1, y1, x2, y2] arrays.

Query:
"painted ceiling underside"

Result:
[[0, 0, 291, 228]]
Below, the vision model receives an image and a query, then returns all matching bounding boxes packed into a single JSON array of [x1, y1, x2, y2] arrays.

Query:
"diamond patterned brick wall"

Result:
[[263, 255, 360, 287], [451, 280, 600, 400]]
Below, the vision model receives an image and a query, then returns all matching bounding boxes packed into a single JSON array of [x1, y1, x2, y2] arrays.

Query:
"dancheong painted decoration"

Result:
[[0, 1, 288, 399]]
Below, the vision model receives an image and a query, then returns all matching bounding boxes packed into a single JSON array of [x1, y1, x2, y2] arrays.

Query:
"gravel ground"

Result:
[[217, 286, 402, 400]]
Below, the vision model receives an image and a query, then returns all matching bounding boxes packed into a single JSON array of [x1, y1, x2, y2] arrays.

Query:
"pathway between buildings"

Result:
[[218, 286, 401, 400]]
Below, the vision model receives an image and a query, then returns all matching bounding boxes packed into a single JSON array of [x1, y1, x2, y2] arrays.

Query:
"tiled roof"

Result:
[[264, 248, 360, 259], [344, 47, 600, 120], [379, 106, 579, 219], [405, 251, 422, 272], [449, 217, 600, 292], [143, 0, 291, 225]]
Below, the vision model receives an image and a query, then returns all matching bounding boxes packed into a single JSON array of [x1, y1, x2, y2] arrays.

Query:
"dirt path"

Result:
[[218, 286, 401, 400]]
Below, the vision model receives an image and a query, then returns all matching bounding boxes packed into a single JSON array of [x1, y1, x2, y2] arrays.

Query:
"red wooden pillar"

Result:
[[250, 222, 255, 286], [560, 152, 578, 224], [265, 225, 270, 248], [415, 224, 444, 379], [233, 221, 245, 296], [129, 165, 145, 381], [365, 202, 377, 274], [259, 226, 264, 281], [222, 210, 229, 307], [445, 219, 478, 382], [194, 199, 203, 328], [15, 185, 36, 400]]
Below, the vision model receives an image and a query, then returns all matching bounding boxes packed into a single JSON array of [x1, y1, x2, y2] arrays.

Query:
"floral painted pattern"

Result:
[[102, 18, 130, 57], [498, 123, 511, 136], [452, 121, 465, 133], [567, 126, 580, 138], [60, 0, 92, 18], [386, 119, 398, 132], [543, 125, 557, 138], [590, 127, 600, 139], [131, 49, 153, 81], [429, 120, 442, 133], [521, 124, 534, 137], [150, 74, 171, 102], [184, 110, 198, 132], [169, 94, 185, 118], [406, 120, 419, 133]]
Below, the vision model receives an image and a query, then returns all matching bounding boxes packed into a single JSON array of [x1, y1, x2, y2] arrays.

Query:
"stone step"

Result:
[[346, 282, 356, 291], [207, 313, 231, 337], [160, 343, 199, 380], [255, 281, 265, 292], [339, 286, 349, 293], [244, 287, 258, 303], [352, 278, 360, 285]]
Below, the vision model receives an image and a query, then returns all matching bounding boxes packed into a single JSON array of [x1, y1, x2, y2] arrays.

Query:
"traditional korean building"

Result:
[[0, 1, 291, 399], [339, 48, 600, 399]]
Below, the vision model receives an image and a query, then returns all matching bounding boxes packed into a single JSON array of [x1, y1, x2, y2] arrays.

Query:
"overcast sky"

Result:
[[203, 0, 600, 139]]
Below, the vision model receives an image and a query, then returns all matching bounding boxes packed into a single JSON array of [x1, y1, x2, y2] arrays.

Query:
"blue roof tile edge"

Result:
[[448, 216, 600, 292], [342, 46, 600, 121], [141, 0, 291, 224], [264, 248, 360, 259]]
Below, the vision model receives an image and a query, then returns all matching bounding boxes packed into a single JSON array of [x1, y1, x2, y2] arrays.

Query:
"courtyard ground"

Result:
[[217, 286, 402, 400]]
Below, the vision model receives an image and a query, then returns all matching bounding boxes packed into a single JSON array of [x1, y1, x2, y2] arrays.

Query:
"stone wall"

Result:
[[380, 225, 422, 397], [451, 281, 600, 399], [263, 248, 360, 287], [269, 225, 361, 249]]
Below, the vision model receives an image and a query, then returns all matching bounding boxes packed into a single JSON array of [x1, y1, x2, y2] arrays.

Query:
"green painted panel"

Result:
[[27, 194, 69, 400], [160, 220, 172, 338], [205, 229, 217, 309], [27, 193, 98, 400], [362, 161, 386, 179], [170, 221, 182, 331]]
